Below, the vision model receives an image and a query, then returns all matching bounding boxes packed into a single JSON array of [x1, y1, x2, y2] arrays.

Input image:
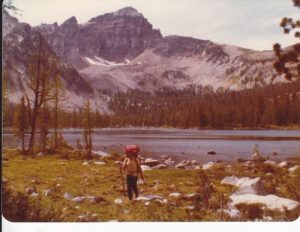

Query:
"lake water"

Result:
[[3, 128, 300, 163]]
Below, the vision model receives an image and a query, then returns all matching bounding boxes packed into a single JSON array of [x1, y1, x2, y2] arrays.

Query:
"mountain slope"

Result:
[[3, 10, 109, 111], [36, 7, 277, 93]]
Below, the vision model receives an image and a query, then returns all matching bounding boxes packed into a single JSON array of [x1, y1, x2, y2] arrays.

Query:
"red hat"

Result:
[[125, 144, 140, 154]]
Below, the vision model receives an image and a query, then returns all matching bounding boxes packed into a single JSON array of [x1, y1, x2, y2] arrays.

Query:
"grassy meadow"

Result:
[[2, 148, 300, 222]]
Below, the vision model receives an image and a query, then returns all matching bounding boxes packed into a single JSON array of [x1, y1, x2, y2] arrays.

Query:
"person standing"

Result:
[[122, 145, 144, 200]]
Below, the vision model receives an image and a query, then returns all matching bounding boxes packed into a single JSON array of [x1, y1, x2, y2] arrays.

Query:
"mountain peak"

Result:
[[113, 7, 142, 17], [62, 16, 78, 26]]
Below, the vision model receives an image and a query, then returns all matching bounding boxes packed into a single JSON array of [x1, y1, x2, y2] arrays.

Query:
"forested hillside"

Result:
[[4, 81, 300, 129]]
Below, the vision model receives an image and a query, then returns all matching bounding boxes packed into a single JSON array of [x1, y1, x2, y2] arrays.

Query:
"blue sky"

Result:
[[10, 0, 299, 50]]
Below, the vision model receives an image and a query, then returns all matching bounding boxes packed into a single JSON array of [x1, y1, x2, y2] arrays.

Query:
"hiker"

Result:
[[120, 145, 144, 200]]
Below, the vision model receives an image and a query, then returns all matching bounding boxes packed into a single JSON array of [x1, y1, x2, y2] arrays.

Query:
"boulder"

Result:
[[289, 165, 299, 173], [168, 192, 182, 199], [141, 165, 152, 171], [114, 198, 123, 204], [160, 155, 170, 160], [25, 186, 37, 194], [164, 158, 175, 166], [92, 150, 111, 158], [194, 166, 201, 170], [37, 152, 45, 157], [230, 194, 300, 212], [207, 150, 217, 155], [144, 202, 151, 206], [221, 176, 264, 195], [278, 161, 288, 168], [202, 162, 214, 170], [222, 208, 241, 218], [63, 193, 73, 199], [184, 193, 201, 200], [252, 152, 265, 162], [152, 164, 167, 170], [30, 192, 39, 197], [264, 160, 276, 165], [136, 195, 163, 201], [143, 158, 162, 167], [82, 161, 89, 165], [191, 160, 199, 165], [186, 205, 195, 211], [155, 199, 168, 204], [71, 196, 86, 203], [175, 163, 186, 169]]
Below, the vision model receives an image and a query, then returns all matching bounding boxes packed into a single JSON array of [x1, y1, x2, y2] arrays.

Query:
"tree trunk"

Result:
[[28, 111, 38, 155], [22, 132, 25, 155], [54, 93, 58, 149]]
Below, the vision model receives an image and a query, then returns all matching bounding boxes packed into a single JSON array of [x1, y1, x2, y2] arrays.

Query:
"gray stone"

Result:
[[152, 164, 167, 169], [184, 193, 201, 200], [169, 192, 182, 198], [143, 159, 162, 167], [207, 150, 217, 155], [175, 163, 186, 169], [25, 187, 36, 194]]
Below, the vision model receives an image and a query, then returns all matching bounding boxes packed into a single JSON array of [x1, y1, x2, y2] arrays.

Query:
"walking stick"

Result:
[[118, 166, 126, 196]]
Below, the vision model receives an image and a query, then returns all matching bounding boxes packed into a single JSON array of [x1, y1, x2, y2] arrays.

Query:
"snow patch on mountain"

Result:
[[84, 56, 131, 67]]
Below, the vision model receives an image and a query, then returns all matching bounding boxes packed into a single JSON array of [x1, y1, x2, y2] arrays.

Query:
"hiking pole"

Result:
[[118, 166, 126, 196]]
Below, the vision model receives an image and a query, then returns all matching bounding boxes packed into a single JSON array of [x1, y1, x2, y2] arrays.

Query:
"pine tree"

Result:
[[24, 37, 57, 155], [273, 0, 300, 80], [13, 96, 28, 155], [82, 100, 93, 159], [52, 73, 65, 149], [39, 101, 51, 153]]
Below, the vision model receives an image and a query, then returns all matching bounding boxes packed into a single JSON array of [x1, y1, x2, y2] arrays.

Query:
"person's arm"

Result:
[[121, 158, 128, 170], [137, 158, 144, 182]]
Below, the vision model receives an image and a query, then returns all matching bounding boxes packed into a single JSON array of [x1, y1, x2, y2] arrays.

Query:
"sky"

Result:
[[7, 0, 300, 50]]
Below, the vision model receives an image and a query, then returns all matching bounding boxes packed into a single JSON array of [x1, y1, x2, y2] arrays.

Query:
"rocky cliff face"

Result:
[[3, 7, 280, 111], [3, 10, 109, 111], [35, 7, 277, 94], [36, 7, 162, 68]]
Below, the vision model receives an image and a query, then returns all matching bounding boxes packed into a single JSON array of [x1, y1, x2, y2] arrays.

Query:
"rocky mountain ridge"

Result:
[[35, 7, 277, 94], [3, 10, 109, 111], [3, 7, 281, 111]]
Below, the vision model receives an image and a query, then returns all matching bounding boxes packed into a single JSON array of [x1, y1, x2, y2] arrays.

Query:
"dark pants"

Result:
[[126, 175, 138, 200]]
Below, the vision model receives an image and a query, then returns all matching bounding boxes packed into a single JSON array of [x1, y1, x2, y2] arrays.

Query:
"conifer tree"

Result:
[[82, 100, 93, 159], [13, 96, 28, 155], [273, 0, 300, 80], [24, 36, 57, 155], [52, 73, 65, 149]]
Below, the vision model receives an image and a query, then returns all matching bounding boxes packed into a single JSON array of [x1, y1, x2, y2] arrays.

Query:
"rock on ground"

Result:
[[141, 165, 152, 171], [175, 163, 186, 169], [168, 192, 181, 198], [114, 198, 123, 204], [92, 150, 111, 158], [136, 195, 163, 201], [221, 176, 264, 195], [230, 194, 300, 212], [207, 150, 217, 155], [152, 164, 167, 169], [142, 158, 162, 167], [202, 162, 214, 170]]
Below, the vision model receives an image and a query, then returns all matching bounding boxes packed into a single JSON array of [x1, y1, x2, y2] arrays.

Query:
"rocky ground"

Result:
[[2, 148, 300, 222]]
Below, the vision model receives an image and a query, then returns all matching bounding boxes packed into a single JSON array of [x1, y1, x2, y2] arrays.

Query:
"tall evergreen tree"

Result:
[[82, 100, 93, 159], [13, 96, 28, 154]]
